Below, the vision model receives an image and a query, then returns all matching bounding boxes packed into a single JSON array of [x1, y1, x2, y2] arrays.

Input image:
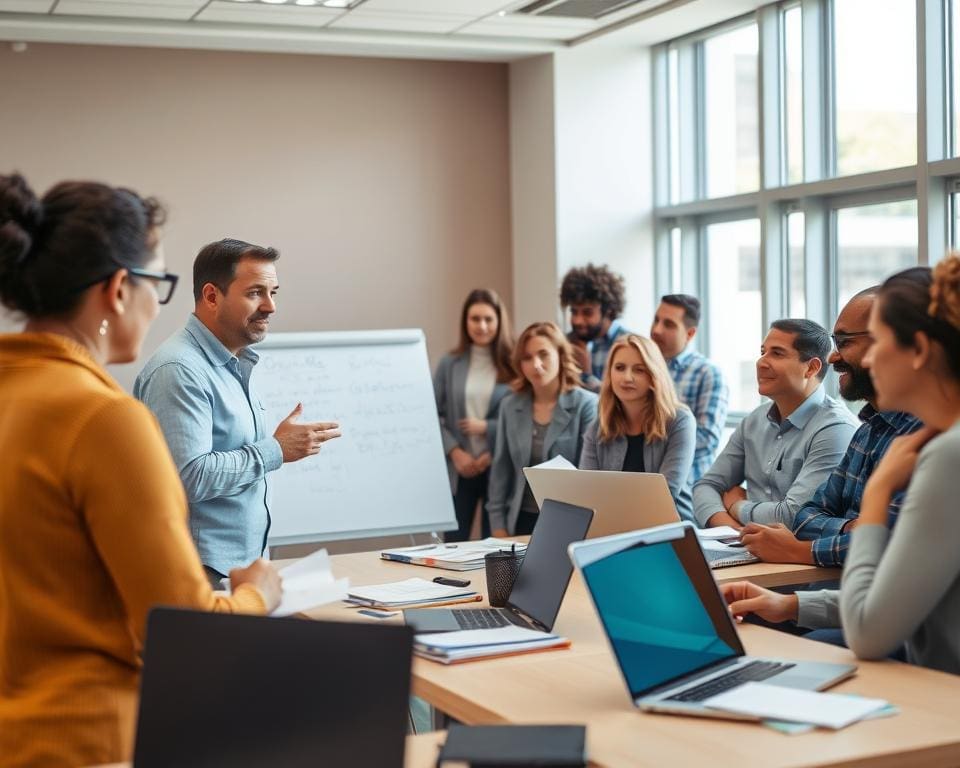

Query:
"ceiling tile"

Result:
[[359, 0, 513, 14], [0, 0, 55, 11], [54, 0, 205, 19], [329, 9, 473, 34], [195, 1, 340, 27], [458, 13, 596, 39]]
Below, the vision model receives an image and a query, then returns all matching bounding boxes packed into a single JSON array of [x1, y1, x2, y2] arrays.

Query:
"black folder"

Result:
[[436, 724, 586, 767]]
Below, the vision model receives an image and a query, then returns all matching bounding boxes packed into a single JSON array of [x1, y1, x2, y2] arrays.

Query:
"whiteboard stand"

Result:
[[254, 329, 457, 546]]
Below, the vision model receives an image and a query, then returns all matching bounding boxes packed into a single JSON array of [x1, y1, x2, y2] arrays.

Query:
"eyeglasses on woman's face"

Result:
[[127, 267, 179, 305]]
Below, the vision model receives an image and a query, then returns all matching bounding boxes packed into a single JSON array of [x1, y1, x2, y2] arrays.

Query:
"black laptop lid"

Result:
[[580, 525, 745, 699], [507, 499, 594, 631], [134, 608, 413, 768]]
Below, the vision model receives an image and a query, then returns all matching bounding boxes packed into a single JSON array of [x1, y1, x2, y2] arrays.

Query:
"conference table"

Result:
[[302, 547, 960, 768]]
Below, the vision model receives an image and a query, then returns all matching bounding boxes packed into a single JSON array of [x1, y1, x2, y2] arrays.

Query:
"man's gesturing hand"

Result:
[[274, 403, 341, 463]]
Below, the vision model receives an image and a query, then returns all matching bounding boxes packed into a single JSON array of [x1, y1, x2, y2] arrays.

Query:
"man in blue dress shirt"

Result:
[[693, 319, 859, 529], [135, 239, 340, 585]]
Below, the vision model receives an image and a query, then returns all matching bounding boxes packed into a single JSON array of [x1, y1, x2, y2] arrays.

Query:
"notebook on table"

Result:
[[568, 523, 856, 719], [133, 608, 413, 767], [404, 499, 594, 634]]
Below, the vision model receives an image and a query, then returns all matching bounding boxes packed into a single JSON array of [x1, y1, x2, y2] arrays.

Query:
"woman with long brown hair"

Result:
[[580, 334, 696, 521], [486, 322, 598, 536], [434, 288, 515, 540]]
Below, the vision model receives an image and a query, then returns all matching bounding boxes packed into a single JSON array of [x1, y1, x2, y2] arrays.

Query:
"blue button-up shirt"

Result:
[[693, 385, 859, 527], [134, 314, 283, 574], [667, 346, 729, 483], [792, 406, 922, 566], [567, 319, 630, 391]]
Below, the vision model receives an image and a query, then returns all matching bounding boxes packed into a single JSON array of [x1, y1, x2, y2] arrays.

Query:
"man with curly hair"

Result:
[[559, 263, 631, 392]]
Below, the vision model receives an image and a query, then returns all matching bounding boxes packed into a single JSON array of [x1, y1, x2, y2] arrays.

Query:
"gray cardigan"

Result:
[[578, 406, 696, 522], [433, 351, 511, 493], [795, 422, 960, 676], [839, 421, 960, 674], [486, 387, 599, 534]]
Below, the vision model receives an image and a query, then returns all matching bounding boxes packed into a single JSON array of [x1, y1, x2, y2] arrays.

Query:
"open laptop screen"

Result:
[[581, 529, 744, 698], [507, 499, 593, 631]]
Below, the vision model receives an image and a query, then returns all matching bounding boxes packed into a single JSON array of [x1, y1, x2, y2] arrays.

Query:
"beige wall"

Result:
[[0, 42, 512, 390]]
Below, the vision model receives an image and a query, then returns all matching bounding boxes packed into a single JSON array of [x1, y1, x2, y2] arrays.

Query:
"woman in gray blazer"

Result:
[[487, 322, 598, 536], [434, 289, 515, 541], [579, 334, 696, 521]]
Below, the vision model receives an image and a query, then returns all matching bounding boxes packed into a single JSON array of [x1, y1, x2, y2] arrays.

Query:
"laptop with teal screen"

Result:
[[568, 523, 856, 718]]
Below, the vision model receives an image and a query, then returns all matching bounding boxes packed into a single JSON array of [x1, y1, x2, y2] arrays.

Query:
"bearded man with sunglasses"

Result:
[[739, 286, 922, 567]]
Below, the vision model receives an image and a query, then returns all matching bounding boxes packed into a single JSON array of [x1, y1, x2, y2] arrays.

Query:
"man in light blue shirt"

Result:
[[135, 239, 340, 583], [694, 319, 858, 529]]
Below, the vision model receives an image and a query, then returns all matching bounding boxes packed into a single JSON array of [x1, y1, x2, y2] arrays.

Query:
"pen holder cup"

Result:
[[485, 550, 523, 608]]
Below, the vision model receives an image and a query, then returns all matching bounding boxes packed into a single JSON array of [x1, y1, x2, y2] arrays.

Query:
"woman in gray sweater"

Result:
[[579, 334, 696, 521], [721, 256, 960, 675]]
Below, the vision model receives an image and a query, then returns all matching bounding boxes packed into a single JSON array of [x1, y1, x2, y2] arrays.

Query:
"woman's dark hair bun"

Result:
[[0, 173, 43, 313]]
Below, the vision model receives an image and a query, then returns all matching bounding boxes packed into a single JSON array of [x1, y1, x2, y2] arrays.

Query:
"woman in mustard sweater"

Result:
[[0, 173, 282, 767]]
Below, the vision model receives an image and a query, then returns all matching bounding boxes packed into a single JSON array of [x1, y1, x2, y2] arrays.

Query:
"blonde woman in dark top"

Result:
[[487, 322, 598, 536], [579, 334, 696, 520], [434, 289, 515, 541]]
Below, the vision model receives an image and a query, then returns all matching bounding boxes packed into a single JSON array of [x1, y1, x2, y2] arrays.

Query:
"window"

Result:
[[705, 24, 760, 197], [670, 226, 683, 292], [706, 219, 762, 413], [783, 4, 803, 184], [836, 200, 919, 311], [654, 1, 939, 423], [833, 0, 917, 176], [787, 211, 806, 316]]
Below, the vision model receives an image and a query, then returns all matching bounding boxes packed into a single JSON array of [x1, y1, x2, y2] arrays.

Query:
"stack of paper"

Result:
[[381, 538, 527, 571], [703, 683, 890, 729], [414, 626, 570, 665], [272, 549, 349, 617], [345, 577, 481, 609]]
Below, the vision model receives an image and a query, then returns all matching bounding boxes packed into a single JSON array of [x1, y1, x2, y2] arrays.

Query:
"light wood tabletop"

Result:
[[301, 547, 960, 768]]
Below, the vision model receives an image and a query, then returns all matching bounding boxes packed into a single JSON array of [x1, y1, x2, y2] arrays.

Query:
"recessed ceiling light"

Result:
[[261, 0, 287, 4], [321, 0, 351, 7]]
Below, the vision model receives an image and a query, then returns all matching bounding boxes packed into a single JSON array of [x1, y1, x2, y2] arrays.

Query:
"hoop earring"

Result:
[[99, 319, 109, 337]]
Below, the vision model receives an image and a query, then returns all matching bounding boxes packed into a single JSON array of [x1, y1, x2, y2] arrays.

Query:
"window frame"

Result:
[[652, 0, 954, 422]]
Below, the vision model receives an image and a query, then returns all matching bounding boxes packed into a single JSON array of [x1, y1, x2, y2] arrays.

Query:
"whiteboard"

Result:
[[253, 329, 456, 545]]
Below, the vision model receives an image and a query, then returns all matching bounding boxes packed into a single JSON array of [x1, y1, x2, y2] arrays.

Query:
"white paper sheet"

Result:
[[696, 526, 741, 541], [272, 549, 349, 617], [532, 455, 577, 471], [415, 626, 559, 650], [704, 682, 889, 729]]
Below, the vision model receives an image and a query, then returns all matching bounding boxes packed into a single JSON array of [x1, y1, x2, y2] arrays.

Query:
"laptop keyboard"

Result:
[[453, 609, 525, 630], [666, 660, 795, 702]]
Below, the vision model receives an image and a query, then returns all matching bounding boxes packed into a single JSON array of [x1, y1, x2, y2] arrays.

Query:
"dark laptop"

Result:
[[134, 608, 414, 767], [569, 523, 856, 718], [404, 499, 594, 634]]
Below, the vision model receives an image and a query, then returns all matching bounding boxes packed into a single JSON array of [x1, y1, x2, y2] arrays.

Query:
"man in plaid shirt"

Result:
[[740, 287, 921, 565], [651, 294, 729, 483]]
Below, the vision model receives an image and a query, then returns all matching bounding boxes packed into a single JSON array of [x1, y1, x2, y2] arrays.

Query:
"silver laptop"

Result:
[[569, 523, 856, 719], [523, 467, 679, 539]]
